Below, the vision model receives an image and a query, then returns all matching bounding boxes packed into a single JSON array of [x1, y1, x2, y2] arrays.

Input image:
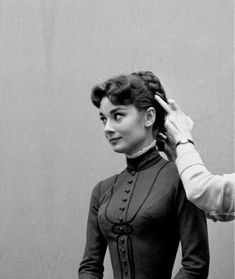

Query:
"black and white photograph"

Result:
[[0, 1, 234, 278]]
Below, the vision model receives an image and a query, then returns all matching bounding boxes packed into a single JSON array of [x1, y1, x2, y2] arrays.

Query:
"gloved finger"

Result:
[[167, 99, 182, 112], [158, 132, 167, 140], [155, 95, 172, 114], [186, 116, 194, 130]]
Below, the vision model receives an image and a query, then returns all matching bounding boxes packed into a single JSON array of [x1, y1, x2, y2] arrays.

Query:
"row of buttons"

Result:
[[117, 182, 132, 222], [119, 237, 128, 275], [117, 172, 135, 277]]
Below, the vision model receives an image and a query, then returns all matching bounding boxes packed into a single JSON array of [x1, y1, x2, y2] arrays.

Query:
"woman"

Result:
[[79, 71, 209, 279]]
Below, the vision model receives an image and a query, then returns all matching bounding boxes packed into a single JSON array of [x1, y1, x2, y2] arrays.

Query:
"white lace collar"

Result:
[[126, 140, 157, 159]]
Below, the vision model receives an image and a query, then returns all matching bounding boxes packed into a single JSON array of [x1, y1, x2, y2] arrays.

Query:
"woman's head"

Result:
[[91, 71, 168, 155]]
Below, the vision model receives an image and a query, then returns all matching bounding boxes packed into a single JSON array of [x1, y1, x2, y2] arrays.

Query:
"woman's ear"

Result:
[[144, 107, 156, 128]]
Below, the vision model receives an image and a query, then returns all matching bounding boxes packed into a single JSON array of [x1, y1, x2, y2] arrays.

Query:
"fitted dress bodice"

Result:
[[79, 147, 209, 279]]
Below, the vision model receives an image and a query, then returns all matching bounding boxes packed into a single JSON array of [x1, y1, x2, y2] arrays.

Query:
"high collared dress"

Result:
[[79, 147, 209, 279]]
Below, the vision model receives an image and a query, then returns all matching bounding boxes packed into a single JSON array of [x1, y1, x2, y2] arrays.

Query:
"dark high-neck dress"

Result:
[[79, 147, 209, 279]]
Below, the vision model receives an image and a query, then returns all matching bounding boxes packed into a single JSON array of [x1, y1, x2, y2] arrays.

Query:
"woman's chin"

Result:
[[110, 143, 127, 154], [110, 143, 140, 155], [111, 146, 125, 154]]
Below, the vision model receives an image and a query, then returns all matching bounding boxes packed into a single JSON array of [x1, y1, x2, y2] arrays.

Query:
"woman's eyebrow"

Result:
[[110, 107, 127, 114], [99, 106, 127, 117]]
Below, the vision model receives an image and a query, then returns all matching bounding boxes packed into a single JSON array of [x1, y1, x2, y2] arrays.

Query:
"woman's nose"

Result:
[[104, 119, 115, 133]]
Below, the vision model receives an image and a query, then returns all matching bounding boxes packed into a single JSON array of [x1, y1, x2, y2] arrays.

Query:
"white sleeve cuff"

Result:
[[175, 146, 205, 176]]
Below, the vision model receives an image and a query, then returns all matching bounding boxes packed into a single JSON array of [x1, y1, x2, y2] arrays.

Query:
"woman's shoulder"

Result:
[[157, 156, 179, 176], [156, 157, 181, 187], [164, 160, 178, 174], [91, 173, 119, 198], [100, 173, 119, 188]]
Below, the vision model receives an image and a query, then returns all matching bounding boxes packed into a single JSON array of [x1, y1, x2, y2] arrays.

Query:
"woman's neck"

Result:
[[126, 139, 156, 159]]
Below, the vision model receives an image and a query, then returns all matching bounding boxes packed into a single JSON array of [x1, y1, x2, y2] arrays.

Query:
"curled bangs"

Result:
[[91, 75, 149, 109]]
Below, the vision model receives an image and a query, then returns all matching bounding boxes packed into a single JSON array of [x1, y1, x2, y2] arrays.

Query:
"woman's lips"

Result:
[[109, 137, 121, 143]]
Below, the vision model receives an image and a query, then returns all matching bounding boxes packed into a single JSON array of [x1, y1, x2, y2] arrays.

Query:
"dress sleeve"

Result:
[[173, 180, 210, 279], [176, 144, 235, 218], [78, 183, 107, 279]]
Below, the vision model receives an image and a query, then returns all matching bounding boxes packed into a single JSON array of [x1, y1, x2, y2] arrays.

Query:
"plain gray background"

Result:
[[0, 0, 234, 278]]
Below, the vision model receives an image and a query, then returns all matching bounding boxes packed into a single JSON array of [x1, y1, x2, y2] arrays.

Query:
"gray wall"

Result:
[[0, 0, 233, 278]]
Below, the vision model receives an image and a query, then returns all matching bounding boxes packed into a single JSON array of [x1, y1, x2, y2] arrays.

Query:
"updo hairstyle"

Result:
[[91, 71, 168, 137]]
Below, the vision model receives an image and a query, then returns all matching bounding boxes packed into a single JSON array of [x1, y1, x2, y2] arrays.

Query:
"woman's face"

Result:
[[99, 97, 151, 155]]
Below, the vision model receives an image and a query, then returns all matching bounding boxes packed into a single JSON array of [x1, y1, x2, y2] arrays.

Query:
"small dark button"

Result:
[[131, 171, 135, 176], [119, 226, 124, 231], [122, 198, 127, 202], [128, 180, 133, 184], [124, 269, 128, 275], [120, 237, 125, 243], [124, 190, 130, 194], [122, 259, 127, 265], [117, 217, 123, 222], [119, 207, 125, 211]]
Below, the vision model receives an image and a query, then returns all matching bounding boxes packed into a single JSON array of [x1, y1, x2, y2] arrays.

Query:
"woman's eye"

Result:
[[100, 117, 106, 125], [114, 114, 123, 121]]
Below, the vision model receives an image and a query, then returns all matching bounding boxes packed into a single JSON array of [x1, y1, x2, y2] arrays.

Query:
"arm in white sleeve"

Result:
[[175, 144, 235, 217]]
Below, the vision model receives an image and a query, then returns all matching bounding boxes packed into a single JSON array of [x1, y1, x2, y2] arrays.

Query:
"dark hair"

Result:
[[91, 71, 168, 135]]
